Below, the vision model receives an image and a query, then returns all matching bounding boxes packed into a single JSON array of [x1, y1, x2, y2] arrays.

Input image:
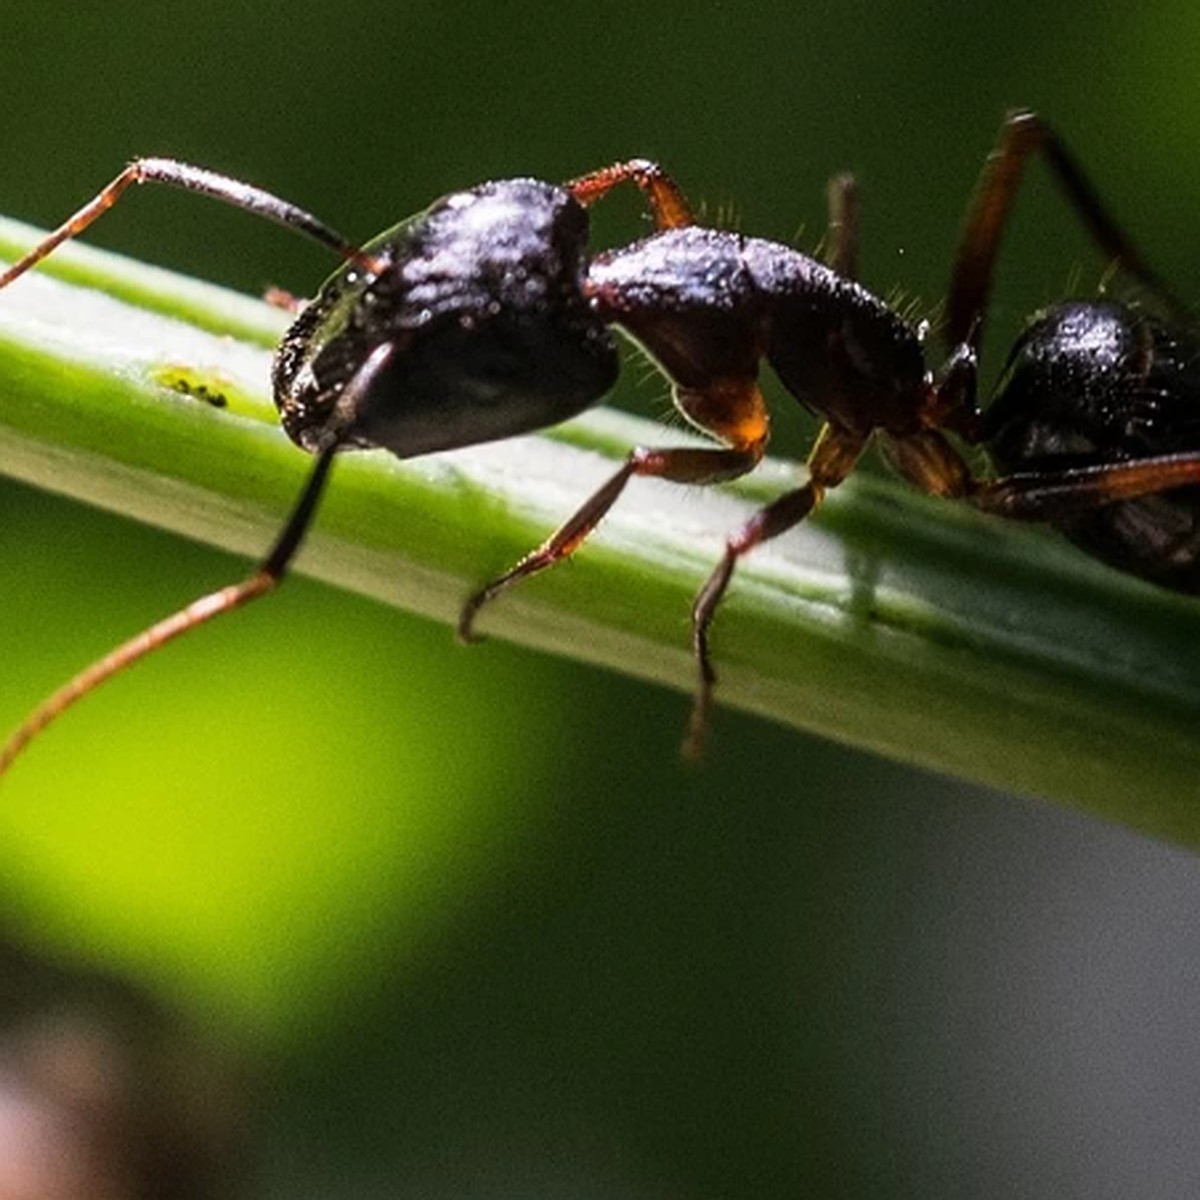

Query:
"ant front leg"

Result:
[[685, 423, 867, 759], [566, 159, 695, 229], [945, 109, 1190, 356], [458, 377, 770, 643]]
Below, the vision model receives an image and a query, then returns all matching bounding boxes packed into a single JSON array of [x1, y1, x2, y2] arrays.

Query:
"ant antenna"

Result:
[[0, 157, 381, 289], [0, 342, 395, 780]]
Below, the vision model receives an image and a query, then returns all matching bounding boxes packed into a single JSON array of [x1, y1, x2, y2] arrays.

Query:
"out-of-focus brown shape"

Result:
[[0, 944, 244, 1200]]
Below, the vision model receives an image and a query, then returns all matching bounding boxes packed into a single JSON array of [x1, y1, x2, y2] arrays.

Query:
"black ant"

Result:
[[0, 111, 1196, 776]]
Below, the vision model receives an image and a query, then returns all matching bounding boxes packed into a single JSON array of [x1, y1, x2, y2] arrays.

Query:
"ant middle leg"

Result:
[[685, 423, 868, 759], [458, 379, 769, 642], [566, 159, 695, 230], [945, 109, 1189, 355]]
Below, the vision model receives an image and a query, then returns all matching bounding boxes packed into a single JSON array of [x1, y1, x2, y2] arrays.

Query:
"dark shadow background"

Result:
[[2, 2, 1200, 1196]]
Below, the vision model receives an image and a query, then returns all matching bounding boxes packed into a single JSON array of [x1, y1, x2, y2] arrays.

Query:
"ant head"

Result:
[[272, 179, 619, 458]]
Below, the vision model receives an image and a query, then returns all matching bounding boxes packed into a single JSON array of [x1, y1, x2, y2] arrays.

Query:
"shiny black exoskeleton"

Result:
[[274, 179, 619, 457], [273, 179, 927, 467], [585, 225, 928, 436], [2, 111, 1198, 774], [987, 299, 1200, 590]]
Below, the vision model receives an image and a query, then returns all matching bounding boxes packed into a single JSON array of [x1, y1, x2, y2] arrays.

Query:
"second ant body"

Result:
[[986, 298, 1200, 590], [1, 111, 1197, 772]]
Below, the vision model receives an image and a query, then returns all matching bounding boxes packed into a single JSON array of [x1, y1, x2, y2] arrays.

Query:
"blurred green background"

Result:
[[2, 1, 1200, 1195]]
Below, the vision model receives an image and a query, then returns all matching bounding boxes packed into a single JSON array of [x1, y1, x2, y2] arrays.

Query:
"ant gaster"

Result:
[[1, 111, 1196, 774]]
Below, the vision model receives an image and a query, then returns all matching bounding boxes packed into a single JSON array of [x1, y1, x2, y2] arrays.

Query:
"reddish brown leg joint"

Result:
[[458, 441, 762, 644], [566, 159, 694, 230], [683, 425, 866, 760], [945, 110, 1189, 357]]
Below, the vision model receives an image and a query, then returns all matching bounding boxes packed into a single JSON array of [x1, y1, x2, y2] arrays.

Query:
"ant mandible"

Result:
[[0, 110, 1195, 775]]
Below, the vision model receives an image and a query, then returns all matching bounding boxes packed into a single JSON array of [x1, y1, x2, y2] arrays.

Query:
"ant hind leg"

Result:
[[945, 109, 1190, 357]]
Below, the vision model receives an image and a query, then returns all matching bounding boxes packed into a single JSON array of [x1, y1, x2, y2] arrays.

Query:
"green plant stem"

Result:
[[2, 215, 1200, 844]]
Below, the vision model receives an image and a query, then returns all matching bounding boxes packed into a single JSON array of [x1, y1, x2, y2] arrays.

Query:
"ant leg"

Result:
[[881, 429, 1200, 519], [459, 379, 769, 641], [823, 172, 860, 280], [566, 159, 694, 229], [0, 158, 371, 291], [459, 444, 763, 641], [945, 109, 1189, 355], [969, 452, 1200, 521], [0, 342, 394, 781], [685, 424, 867, 760]]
